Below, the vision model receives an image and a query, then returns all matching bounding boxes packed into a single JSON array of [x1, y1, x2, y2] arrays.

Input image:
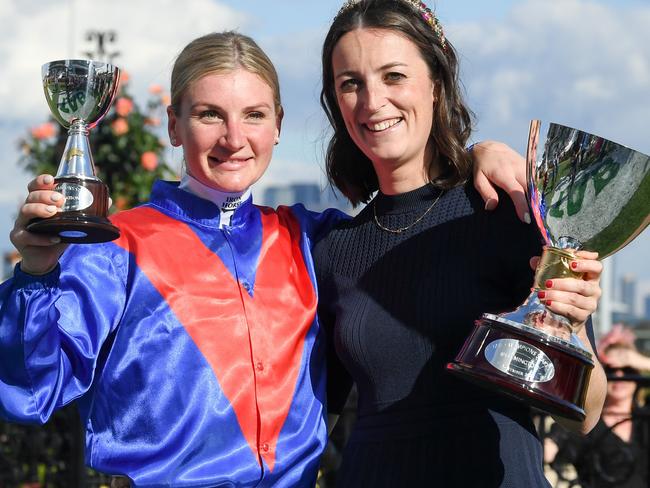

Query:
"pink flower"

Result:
[[115, 97, 134, 117], [111, 117, 129, 136], [141, 151, 158, 171], [31, 122, 56, 140], [148, 84, 163, 95]]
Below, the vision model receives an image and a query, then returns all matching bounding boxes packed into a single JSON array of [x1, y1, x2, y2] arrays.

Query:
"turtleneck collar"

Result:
[[373, 183, 444, 216], [146, 180, 255, 230], [179, 173, 252, 228]]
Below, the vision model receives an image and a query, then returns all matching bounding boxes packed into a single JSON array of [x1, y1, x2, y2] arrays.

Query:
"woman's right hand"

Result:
[[10, 174, 69, 275]]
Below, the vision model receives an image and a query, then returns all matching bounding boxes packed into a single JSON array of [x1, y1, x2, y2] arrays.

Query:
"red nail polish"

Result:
[[545, 280, 553, 288], [538, 291, 546, 299], [546, 300, 552, 307], [571, 262, 578, 269]]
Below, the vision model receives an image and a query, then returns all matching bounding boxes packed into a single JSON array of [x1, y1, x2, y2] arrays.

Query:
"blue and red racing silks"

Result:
[[0, 180, 345, 487]]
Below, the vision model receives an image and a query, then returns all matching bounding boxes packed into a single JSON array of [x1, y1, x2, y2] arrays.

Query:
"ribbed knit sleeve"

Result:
[[314, 230, 353, 415]]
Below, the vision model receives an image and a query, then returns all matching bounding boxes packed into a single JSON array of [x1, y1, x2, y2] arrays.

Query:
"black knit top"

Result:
[[315, 182, 555, 487]]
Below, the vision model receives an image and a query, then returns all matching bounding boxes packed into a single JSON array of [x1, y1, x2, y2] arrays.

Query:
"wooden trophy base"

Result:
[[447, 314, 593, 421], [27, 177, 120, 244]]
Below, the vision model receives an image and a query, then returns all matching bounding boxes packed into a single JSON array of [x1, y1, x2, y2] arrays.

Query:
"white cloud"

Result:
[[626, 52, 650, 86], [572, 76, 614, 101]]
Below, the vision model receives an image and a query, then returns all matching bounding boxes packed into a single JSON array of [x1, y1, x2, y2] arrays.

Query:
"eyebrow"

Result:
[[334, 62, 409, 79], [190, 102, 273, 111]]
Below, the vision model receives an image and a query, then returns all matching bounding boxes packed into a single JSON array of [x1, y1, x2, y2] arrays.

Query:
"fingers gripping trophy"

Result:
[[448, 120, 650, 420], [27, 59, 121, 243]]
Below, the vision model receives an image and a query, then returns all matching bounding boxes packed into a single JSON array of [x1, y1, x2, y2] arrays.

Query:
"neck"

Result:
[[373, 144, 438, 195], [179, 173, 251, 228], [377, 169, 428, 195]]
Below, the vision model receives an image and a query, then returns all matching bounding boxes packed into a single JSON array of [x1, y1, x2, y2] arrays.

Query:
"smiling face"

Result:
[[332, 27, 437, 191], [168, 68, 281, 193]]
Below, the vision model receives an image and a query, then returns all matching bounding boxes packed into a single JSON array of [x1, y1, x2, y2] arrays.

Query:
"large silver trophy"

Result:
[[27, 59, 121, 243], [448, 120, 650, 420]]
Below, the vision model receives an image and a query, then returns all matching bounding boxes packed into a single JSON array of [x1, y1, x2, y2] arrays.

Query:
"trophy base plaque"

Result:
[[447, 314, 593, 421], [27, 176, 120, 244]]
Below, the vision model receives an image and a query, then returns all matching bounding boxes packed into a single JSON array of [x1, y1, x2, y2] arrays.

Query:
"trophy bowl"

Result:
[[447, 120, 650, 420], [27, 59, 121, 243]]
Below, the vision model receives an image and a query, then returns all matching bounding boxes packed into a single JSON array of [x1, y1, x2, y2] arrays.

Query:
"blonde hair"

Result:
[[170, 31, 282, 115]]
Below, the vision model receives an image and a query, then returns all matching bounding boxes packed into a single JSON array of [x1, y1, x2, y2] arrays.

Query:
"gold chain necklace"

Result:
[[373, 189, 445, 234]]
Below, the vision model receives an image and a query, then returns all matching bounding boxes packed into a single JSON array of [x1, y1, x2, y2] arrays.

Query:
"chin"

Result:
[[214, 183, 250, 193], [206, 176, 255, 193]]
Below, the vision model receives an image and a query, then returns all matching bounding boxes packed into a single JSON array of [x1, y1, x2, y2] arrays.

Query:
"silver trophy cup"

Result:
[[449, 120, 650, 420], [27, 59, 121, 243]]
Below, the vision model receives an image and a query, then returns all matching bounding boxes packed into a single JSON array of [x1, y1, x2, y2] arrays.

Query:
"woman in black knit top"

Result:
[[315, 1, 607, 486]]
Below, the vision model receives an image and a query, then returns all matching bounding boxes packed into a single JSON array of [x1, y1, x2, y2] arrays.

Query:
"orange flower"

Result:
[[161, 94, 171, 106], [141, 151, 158, 171], [114, 196, 129, 210], [111, 117, 129, 136], [115, 97, 134, 117], [118, 70, 131, 91], [31, 122, 56, 140], [148, 84, 163, 95], [144, 117, 161, 127]]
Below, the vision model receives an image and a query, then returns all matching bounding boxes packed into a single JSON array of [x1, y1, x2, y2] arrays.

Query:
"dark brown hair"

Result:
[[320, 0, 474, 206]]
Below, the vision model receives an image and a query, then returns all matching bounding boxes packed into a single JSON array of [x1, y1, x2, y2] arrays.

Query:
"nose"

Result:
[[360, 80, 386, 113], [220, 119, 245, 151]]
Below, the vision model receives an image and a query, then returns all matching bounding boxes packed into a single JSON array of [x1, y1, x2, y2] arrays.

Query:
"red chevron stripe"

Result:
[[111, 206, 316, 471], [251, 207, 318, 470]]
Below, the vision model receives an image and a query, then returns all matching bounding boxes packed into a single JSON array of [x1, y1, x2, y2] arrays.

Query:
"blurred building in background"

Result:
[[261, 182, 353, 214], [620, 274, 637, 319]]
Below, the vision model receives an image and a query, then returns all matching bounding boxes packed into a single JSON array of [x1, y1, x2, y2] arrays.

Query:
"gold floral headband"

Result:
[[335, 0, 447, 51]]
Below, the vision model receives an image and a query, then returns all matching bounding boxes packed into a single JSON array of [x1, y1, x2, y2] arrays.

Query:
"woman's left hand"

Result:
[[471, 140, 530, 224], [535, 250, 603, 329]]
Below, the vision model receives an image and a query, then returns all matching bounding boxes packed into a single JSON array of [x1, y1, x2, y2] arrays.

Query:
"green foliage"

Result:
[[18, 75, 175, 212], [0, 404, 113, 487]]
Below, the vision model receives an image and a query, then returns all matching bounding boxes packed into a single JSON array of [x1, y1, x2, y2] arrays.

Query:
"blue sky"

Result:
[[0, 0, 648, 310]]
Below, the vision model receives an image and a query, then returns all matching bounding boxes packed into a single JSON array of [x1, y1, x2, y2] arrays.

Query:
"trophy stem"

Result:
[[531, 246, 584, 333], [534, 246, 582, 289], [56, 120, 98, 179]]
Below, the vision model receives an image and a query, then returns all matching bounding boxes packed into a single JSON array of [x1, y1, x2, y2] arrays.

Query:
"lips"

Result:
[[208, 156, 251, 167], [364, 117, 402, 132]]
